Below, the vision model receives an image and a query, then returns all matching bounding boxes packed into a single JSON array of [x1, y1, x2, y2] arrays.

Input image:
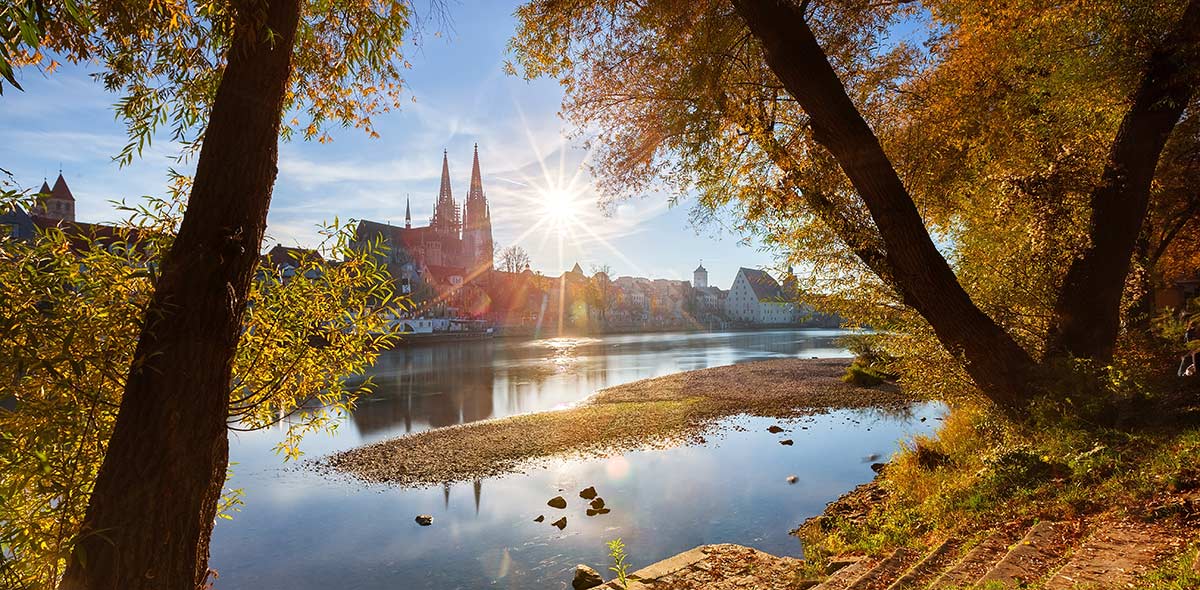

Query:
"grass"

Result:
[[607, 538, 631, 590], [1140, 543, 1200, 589], [843, 362, 888, 387], [796, 396, 1200, 586]]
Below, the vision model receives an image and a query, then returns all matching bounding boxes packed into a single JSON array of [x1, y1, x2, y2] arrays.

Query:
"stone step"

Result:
[[886, 538, 963, 590], [1045, 519, 1188, 589], [976, 520, 1077, 588], [845, 548, 918, 590], [928, 528, 1020, 589], [813, 556, 879, 590]]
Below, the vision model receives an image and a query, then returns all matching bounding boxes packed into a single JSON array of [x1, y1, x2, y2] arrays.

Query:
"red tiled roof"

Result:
[[739, 267, 783, 301], [50, 174, 75, 202]]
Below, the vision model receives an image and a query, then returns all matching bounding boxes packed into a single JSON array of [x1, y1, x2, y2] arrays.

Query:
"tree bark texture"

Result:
[[1046, 0, 1200, 362], [60, 0, 301, 588], [733, 0, 1039, 411]]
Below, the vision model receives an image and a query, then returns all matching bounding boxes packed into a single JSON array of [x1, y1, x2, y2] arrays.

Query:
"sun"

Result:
[[539, 187, 581, 232]]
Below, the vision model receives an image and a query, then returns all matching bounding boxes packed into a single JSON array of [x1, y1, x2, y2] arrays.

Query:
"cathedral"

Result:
[[353, 145, 495, 294]]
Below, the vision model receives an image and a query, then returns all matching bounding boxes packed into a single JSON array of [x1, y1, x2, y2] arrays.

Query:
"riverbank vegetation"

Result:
[[795, 354, 1200, 586], [0, 188, 402, 588]]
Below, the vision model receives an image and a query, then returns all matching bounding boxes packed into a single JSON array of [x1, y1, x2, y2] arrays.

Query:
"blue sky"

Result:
[[0, 0, 776, 289]]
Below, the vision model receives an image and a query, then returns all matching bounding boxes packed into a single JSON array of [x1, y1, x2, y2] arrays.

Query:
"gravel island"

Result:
[[319, 358, 915, 487]]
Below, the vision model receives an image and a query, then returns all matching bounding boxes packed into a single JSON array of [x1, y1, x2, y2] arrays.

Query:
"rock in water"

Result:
[[870, 462, 887, 473], [552, 517, 567, 530], [572, 565, 604, 590], [548, 496, 568, 509], [767, 425, 785, 433], [590, 497, 605, 510], [780, 439, 794, 446], [786, 475, 798, 484], [415, 514, 433, 526], [586, 508, 597, 517], [579, 486, 598, 500], [534, 515, 545, 522]]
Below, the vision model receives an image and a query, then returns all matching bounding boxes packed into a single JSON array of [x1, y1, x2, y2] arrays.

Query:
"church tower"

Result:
[[694, 262, 708, 289], [430, 150, 461, 236], [462, 144, 494, 272], [33, 173, 76, 222]]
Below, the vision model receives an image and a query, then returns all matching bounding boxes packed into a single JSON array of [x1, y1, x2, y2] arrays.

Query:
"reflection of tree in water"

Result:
[[350, 344, 497, 434]]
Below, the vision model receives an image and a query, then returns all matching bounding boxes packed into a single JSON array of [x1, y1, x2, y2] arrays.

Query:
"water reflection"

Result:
[[209, 329, 913, 590], [212, 408, 942, 590], [349, 329, 848, 443]]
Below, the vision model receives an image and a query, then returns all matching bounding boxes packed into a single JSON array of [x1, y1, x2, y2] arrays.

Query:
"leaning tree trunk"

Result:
[[1045, 0, 1200, 363], [60, 1, 301, 588], [733, 0, 1039, 412]]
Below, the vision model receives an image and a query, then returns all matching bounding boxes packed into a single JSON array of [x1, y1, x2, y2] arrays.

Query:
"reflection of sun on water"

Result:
[[604, 456, 631, 480], [538, 337, 597, 369]]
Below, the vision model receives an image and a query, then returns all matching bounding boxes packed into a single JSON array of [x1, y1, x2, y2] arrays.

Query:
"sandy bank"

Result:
[[319, 358, 914, 488]]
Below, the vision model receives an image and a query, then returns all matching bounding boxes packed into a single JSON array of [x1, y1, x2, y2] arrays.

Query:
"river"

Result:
[[209, 329, 941, 589]]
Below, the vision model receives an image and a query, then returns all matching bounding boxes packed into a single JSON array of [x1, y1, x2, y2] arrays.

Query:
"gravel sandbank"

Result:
[[319, 358, 914, 487]]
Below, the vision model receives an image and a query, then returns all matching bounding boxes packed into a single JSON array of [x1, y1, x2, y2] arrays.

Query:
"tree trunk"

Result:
[[733, 0, 1039, 412], [1045, 0, 1200, 362], [60, 1, 300, 588]]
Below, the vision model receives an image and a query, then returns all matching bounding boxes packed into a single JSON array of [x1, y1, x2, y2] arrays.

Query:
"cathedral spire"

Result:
[[439, 149, 452, 204], [462, 144, 494, 272], [468, 143, 484, 208], [405, 196, 411, 229], [432, 149, 460, 235]]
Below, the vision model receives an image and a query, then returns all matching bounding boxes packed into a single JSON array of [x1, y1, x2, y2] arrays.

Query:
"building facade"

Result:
[[352, 146, 495, 305], [724, 267, 798, 325]]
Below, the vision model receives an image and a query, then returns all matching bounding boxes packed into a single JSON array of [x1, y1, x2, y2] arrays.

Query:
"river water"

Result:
[[209, 329, 941, 589]]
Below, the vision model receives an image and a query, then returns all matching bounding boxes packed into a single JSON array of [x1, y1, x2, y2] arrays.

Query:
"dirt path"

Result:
[[319, 358, 915, 487]]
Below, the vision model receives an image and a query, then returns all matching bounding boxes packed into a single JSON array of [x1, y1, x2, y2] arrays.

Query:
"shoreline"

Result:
[[319, 358, 915, 488]]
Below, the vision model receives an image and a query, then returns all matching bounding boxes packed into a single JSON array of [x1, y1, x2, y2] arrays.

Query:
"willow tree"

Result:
[[0, 189, 400, 588], [5, 0, 413, 588], [510, 0, 1200, 411]]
